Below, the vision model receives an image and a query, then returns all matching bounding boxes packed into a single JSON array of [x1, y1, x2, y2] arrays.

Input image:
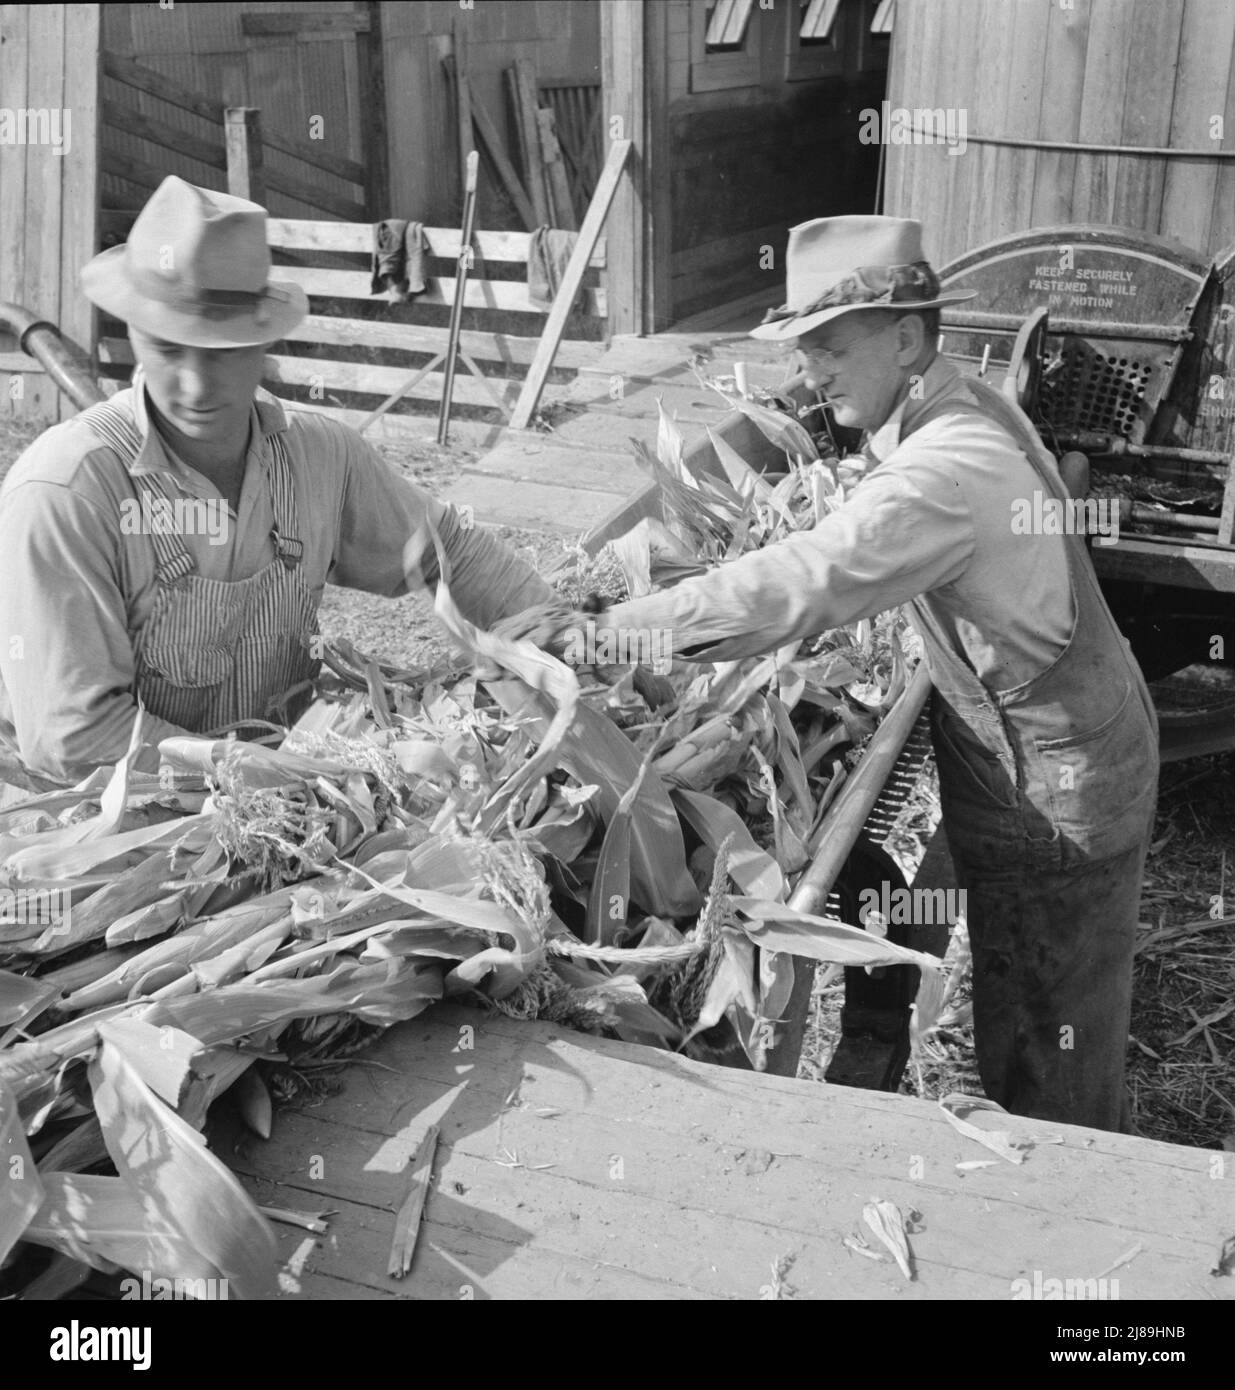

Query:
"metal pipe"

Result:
[[1063, 431, 1229, 467], [0, 302, 104, 410], [436, 150, 479, 447]]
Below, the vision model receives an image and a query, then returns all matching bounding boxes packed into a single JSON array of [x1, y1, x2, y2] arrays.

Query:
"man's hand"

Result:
[[490, 598, 582, 657]]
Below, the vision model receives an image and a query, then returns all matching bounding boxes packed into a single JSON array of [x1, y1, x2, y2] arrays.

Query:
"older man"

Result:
[[564, 217, 1159, 1131], [0, 176, 555, 787]]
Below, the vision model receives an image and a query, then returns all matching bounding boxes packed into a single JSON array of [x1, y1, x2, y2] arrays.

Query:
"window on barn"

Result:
[[691, 0, 760, 92], [799, 0, 842, 45], [786, 0, 846, 79], [704, 0, 755, 50], [862, 0, 892, 70]]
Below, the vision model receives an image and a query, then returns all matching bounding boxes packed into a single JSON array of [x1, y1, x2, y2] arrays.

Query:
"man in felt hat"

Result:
[[0, 176, 558, 788], [515, 216, 1159, 1132]]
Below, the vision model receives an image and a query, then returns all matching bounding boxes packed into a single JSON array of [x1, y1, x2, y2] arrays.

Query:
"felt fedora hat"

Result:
[[750, 215, 976, 341], [81, 176, 307, 347]]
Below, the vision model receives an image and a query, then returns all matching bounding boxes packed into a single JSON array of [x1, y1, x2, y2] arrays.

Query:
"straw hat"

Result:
[[81, 176, 307, 348], [750, 215, 976, 341]]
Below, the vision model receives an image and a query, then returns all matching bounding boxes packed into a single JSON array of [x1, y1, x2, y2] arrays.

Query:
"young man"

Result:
[[0, 176, 556, 786], [519, 216, 1160, 1132]]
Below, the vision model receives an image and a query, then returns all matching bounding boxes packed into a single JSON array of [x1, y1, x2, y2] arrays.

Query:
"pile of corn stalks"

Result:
[[0, 400, 939, 1299]]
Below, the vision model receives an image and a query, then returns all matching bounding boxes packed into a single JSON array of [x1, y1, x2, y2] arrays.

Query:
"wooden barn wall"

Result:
[[664, 0, 888, 325], [884, 0, 1235, 269], [0, 3, 100, 425], [379, 1, 601, 228], [100, 2, 370, 221]]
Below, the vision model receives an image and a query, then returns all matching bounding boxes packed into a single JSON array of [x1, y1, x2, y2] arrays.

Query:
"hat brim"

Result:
[[749, 288, 979, 341], [81, 244, 308, 348]]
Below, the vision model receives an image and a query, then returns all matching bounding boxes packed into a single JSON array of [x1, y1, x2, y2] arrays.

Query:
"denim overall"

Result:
[[902, 382, 1158, 1132], [80, 397, 320, 735]]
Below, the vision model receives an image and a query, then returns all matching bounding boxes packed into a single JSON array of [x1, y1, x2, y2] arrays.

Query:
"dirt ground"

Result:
[[2, 413, 1231, 1149]]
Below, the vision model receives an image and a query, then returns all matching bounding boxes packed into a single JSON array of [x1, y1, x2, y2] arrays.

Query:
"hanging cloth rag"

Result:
[[371, 219, 430, 301], [527, 226, 582, 312]]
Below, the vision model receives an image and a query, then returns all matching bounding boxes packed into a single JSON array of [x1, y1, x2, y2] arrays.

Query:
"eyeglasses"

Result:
[[796, 321, 891, 371]]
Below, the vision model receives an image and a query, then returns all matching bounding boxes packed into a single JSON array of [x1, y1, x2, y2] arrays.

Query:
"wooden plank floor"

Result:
[[216, 1003, 1235, 1301], [440, 308, 798, 532]]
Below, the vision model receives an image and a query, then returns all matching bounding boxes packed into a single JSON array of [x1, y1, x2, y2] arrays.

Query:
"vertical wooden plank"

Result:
[[0, 5, 31, 322], [962, 0, 1008, 256], [1112, 0, 1184, 237], [990, 0, 1051, 242], [1071, 0, 1137, 225], [357, 0, 388, 218], [509, 61, 551, 224], [59, 3, 101, 412], [537, 106, 577, 230], [643, 0, 671, 330], [1028, 0, 1091, 229], [225, 107, 265, 202], [511, 138, 631, 428], [1160, 0, 1235, 253], [1207, 32, 1235, 257], [601, 0, 645, 334]]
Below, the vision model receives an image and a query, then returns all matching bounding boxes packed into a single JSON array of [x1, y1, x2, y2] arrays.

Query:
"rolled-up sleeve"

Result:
[[601, 467, 976, 663], [328, 428, 557, 625], [0, 481, 191, 781]]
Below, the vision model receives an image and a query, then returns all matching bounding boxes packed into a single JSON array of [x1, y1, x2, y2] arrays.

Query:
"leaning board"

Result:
[[217, 1003, 1235, 1301]]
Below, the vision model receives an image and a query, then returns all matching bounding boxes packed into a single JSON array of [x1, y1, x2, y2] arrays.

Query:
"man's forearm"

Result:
[[422, 502, 558, 629]]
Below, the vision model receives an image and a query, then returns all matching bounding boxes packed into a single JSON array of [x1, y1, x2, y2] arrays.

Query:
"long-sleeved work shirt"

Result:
[[0, 379, 555, 782], [604, 355, 1074, 688]]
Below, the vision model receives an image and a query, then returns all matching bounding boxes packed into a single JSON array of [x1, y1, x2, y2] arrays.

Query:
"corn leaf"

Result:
[[670, 789, 785, 901], [0, 1075, 44, 1263], [938, 1093, 1029, 1165], [22, 1171, 211, 1282], [488, 682, 700, 918], [0, 969, 58, 1030], [730, 900, 943, 970], [89, 1039, 278, 1298]]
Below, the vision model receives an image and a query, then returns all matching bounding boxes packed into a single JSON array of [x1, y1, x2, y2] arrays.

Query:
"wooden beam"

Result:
[[444, 57, 536, 233], [510, 138, 631, 430], [601, 1, 650, 335], [357, 0, 389, 219], [103, 99, 226, 173], [536, 107, 577, 231], [241, 13, 370, 37], [103, 52, 226, 124], [225, 107, 265, 204], [507, 62, 550, 225], [60, 2, 101, 397], [266, 218, 607, 266]]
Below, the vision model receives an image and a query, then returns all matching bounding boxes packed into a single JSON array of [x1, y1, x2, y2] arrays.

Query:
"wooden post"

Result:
[[601, 0, 658, 335], [358, 0, 390, 220], [225, 107, 265, 204], [509, 61, 550, 225], [536, 106, 576, 231], [61, 3, 102, 418], [509, 138, 631, 430]]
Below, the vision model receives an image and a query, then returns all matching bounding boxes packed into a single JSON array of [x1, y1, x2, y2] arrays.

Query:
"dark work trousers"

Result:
[[906, 382, 1158, 1134]]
